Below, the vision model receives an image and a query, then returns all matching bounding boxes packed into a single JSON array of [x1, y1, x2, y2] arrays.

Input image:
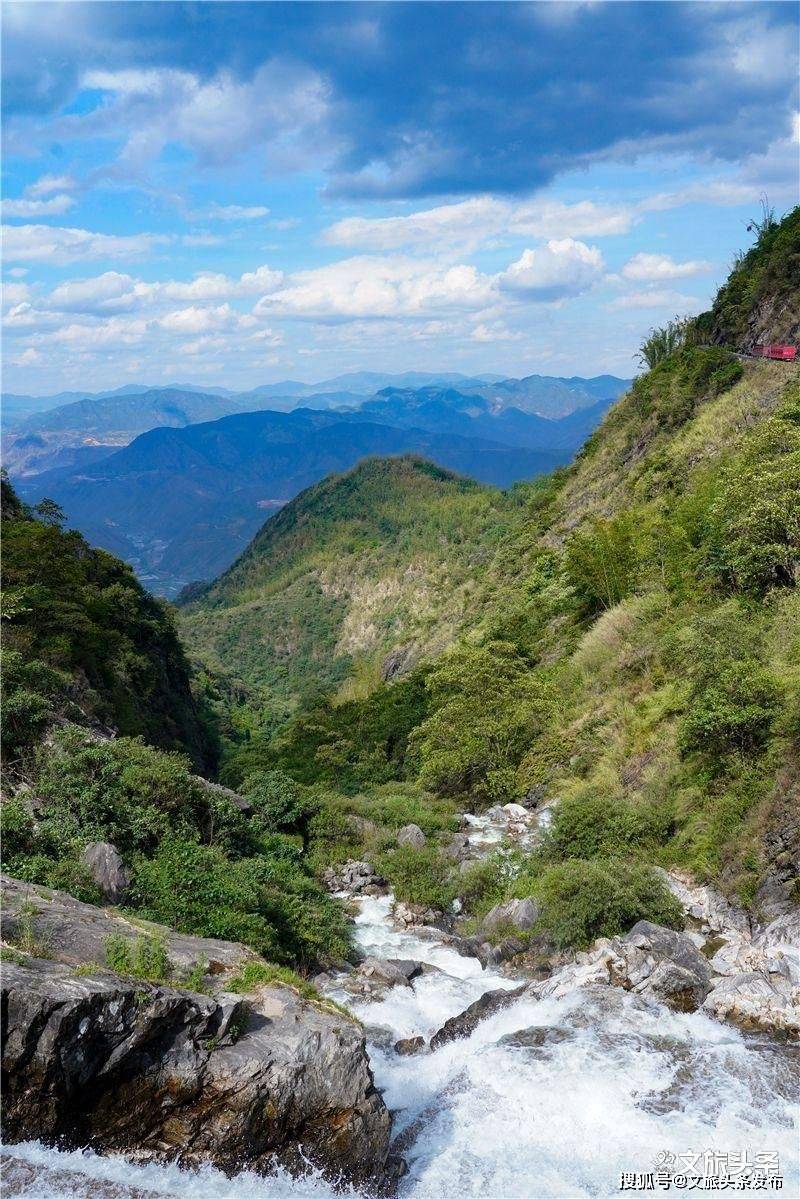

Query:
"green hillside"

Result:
[[188, 207, 800, 914], [180, 456, 511, 733], [1, 475, 216, 774]]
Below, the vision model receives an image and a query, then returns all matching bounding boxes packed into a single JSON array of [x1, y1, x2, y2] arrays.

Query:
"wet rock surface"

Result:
[[429, 984, 528, 1049], [0, 878, 392, 1185]]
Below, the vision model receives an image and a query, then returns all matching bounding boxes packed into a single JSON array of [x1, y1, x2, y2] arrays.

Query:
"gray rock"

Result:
[[1, 956, 390, 1184], [357, 957, 413, 989], [396, 824, 426, 850], [430, 984, 528, 1049], [394, 1035, 425, 1056], [703, 970, 800, 1037], [617, 921, 712, 1011], [0, 875, 391, 1182], [381, 645, 417, 682], [482, 897, 541, 934], [323, 859, 385, 895], [444, 832, 471, 861], [386, 958, 424, 981], [1, 875, 255, 983], [80, 841, 131, 904]]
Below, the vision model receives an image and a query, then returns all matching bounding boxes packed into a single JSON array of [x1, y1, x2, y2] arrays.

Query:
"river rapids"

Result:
[[3, 812, 798, 1199]]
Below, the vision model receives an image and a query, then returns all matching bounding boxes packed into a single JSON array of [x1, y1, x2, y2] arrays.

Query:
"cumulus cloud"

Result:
[[254, 255, 494, 321], [2, 224, 168, 264], [2, 194, 76, 218], [498, 239, 604, 302], [77, 62, 330, 173], [621, 253, 714, 282], [324, 197, 634, 251]]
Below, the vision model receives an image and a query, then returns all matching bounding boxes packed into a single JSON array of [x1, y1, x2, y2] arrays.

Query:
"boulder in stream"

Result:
[[430, 984, 529, 1049]]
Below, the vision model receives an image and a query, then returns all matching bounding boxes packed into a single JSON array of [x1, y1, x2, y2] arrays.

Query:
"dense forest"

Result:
[[3, 206, 798, 976]]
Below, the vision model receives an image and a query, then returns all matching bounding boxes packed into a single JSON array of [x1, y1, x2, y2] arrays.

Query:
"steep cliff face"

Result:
[[0, 876, 391, 1184], [695, 205, 800, 351]]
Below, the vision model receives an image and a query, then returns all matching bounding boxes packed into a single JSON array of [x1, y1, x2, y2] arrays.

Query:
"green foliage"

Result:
[[226, 960, 318, 999], [1, 477, 215, 771], [375, 844, 458, 911], [132, 836, 351, 968], [524, 859, 683, 949], [564, 514, 639, 614], [413, 641, 554, 801], [545, 793, 674, 860], [679, 665, 779, 759], [698, 409, 800, 596], [637, 316, 696, 369], [694, 204, 799, 348], [30, 730, 235, 857], [244, 770, 314, 842], [104, 932, 169, 981]]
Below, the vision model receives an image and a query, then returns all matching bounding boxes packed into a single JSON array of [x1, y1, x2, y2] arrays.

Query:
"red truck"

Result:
[[751, 344, 797, 361]]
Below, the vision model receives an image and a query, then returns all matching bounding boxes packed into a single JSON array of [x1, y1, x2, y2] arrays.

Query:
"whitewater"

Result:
[[3, 813, 798, 1199]]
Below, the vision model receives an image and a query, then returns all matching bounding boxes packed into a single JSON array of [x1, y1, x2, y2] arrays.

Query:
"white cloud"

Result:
[[254, 255, 494, 320], [48, 271, 139, 313], [11, 347, 41, 367], [2, 224, 167, 265], [621, 253, 714, 282], [80, 62, 330, 171], [208, 203, 270, 221], [323, 197, 634, 251], [2, 194, 76, 218], [498, 239, 604, 301], [471, 321, 523, 343], [2, 282, 31, 309], [159, 304, 238, 334], [609, 288, 703, 311], [25, 173, 78, 199]]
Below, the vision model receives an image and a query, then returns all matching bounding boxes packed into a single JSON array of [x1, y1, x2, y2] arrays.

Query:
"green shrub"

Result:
[[525, 858, 683, 949], [104, 932, 169, 981], [375, 844, 458, 912], [31, 730, 237, 858], [546, 793, 674, 860], [413, 642, 554, 801], [564, 514, 639, 615], [132, 836, 351, 968], [679, 665, 779, 758]]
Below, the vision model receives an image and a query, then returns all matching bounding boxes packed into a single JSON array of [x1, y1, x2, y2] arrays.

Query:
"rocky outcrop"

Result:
[[80, 842, 131, 904], [381, 644, 417, 682], [0, 874, 256, 981], [481, 897, 540, 935], [0, 877, 392, 1184], [392, 900, 451, 932]]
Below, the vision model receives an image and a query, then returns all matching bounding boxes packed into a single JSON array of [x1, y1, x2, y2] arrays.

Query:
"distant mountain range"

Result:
[[3, 372, 630, 476], [8, 371, 631, 595]]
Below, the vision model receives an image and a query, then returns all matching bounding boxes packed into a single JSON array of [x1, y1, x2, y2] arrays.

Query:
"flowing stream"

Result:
[[4, 811, 798, 1199]]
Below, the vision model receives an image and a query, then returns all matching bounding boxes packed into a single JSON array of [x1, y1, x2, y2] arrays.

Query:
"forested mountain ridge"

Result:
[[179, 456, 510, 727], [16, 409, 562, 595], [1, 474, 216, 774], [185, 206, 800, 917]]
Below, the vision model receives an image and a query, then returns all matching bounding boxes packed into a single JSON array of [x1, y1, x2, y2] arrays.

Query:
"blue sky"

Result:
[[2, 1, 798, 394]]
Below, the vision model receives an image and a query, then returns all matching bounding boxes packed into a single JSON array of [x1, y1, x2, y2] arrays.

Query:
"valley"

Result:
[[2, 204, 798, 1198]]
